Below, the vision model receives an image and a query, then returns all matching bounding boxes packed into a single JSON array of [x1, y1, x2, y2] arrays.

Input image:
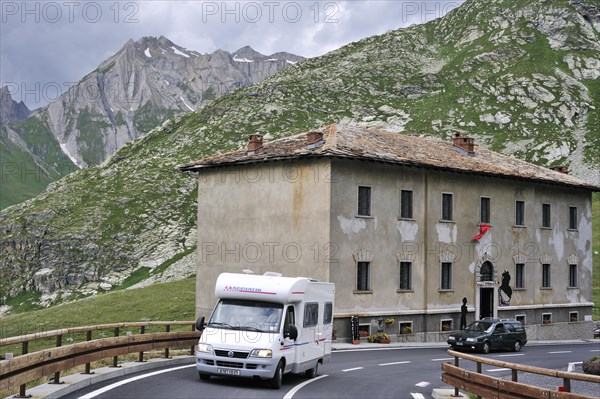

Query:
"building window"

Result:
[[399, 261, 412, 291], [516, 315, 526, 325], [515, 200, 525, 226], [480, 197, 490, 224], [515, 263, 525, 289], [569, 206, 577, 230], [399, 321, 413, 335], [542, 263, 551, 288], [569, 264, 577, 288], [356, 261, 371, 291], [400, 190, 413, 219], [441, 193, 453, 221], [441, 319, 453, 332], [542, 203, 551, 228], [357, 186, 371, 216], [542, 313, 552, 324], [441, 262, 452, 290], [569, 312, 578, 323]]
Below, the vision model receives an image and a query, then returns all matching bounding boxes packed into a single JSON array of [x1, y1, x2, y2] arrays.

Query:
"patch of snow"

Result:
[[286, 60, 297, 65], [164, 80, 169, 85], [233, 54, 254, 63], [266, 58, 278, 62], [144, 48, 151, 58], [171, 46, 190, 58], [180, 96, 194, 111], [59, 143, 82, 168]]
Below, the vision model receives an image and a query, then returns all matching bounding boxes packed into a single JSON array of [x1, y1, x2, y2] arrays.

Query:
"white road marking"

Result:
[[342, 367, 364, 372], [78, 364, 195, 399], [487, 368, 511, 372], [378, 361, 411, 366], [590, 350, 600, 352], [497, 354, 525, 357], [431, 358, 454, 361], [415, 381, 430, 387], [568, 362, 582, 372], [548, 351, 572, 354], [284, 374, 328, 399], [411, 393, 426, 399]]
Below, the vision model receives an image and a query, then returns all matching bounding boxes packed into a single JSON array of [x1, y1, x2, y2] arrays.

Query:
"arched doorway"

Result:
[[478, 261, 495, 319]]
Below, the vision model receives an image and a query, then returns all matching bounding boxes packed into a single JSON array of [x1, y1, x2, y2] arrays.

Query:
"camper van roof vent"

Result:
[[263, 272, 283, 277], [242, 269, 254, 274]]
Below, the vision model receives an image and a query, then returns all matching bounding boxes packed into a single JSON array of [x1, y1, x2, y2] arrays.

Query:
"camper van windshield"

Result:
[[209, 299, 284, 333]]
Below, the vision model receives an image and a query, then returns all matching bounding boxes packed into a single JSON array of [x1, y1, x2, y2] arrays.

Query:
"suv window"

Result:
[[505, 323, 515, 333]]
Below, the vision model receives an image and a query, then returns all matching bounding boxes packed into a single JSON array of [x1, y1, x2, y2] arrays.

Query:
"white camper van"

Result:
[[195, 272, 335, 389]]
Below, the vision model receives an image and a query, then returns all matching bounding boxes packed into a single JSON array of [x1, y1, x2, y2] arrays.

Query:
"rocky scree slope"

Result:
[[0, 0, 598, 311], [1, 36, 303, 209]]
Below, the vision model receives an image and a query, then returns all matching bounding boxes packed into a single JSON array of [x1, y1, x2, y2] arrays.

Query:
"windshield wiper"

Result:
[[240, 325, 267, 332], [208, 322, 235, 329]]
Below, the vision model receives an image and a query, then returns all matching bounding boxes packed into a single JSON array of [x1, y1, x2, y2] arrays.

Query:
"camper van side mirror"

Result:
[[195, 316, 205, 331], [285, 325, 298, 341]]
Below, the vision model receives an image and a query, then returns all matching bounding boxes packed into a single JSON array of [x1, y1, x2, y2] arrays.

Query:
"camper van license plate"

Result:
[[217, 368, 241, 376]]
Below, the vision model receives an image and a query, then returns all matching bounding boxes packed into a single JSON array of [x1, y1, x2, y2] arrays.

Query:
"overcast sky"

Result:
[[1, 0, 464, 109]]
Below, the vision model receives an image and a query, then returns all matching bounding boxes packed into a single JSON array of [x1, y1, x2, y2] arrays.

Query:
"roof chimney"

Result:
[[306, 131, 324, 148], [552, 166, 569, 174], [247, 134, 263, 153], [452, 133, 475, 156]]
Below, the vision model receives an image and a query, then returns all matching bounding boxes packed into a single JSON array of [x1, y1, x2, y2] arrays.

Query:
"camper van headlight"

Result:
[[197, 343, 213, 353], [250, 349, 272, 358]]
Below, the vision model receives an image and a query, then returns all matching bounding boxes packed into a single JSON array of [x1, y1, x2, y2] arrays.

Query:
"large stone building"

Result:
[[180, 124, 597, 341]]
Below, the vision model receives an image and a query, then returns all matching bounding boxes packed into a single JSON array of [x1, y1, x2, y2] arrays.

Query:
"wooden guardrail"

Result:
[[0, 321, 200, 397], [442, 349, 600, 399]]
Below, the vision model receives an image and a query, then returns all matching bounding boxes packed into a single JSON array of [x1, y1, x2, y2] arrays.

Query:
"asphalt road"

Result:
[[63, 342, 600, 399]]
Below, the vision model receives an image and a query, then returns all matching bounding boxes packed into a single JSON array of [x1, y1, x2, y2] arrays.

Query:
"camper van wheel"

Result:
[[270, 361, 284, 389], [198, 372, 210, 381], [306, 362, 319, 378]]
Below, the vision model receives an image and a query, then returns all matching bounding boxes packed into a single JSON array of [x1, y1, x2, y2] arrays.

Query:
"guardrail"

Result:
[[442, 349, 600, 399], [0, 321, 200, 397]]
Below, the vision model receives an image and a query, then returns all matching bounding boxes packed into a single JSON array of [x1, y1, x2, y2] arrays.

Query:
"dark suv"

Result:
[[447, 318, 527, 354]]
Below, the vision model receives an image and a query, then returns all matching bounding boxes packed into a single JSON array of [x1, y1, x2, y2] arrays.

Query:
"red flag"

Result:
[[472, 224, 491, 241]]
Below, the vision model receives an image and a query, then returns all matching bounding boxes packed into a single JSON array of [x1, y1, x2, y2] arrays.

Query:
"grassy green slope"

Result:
[[0, 277, 196, 340], [1, 115, 76, 209]]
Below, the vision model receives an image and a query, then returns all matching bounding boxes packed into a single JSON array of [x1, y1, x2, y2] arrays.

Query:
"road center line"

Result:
[[487, 368, 511, 372], [431, 358, 453, 361], [379, 361, 411, 366], [497, 354, 525, 357], [590, 350, 600, 352], [78, 364, 195, 399], [415, 381, 430, 387], [411, 393, 425, 399], [283, 374, 328, 399], [548, 351, 572, 354], [342, 367, 364, 372]]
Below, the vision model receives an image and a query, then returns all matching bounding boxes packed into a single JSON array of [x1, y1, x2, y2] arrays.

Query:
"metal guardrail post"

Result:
[[563, 377, 571, 392], [138, 326, 145, 362], [454, 355, 459, 397], [15, 341, 30, 398], [112, 327, 120, 367], [190, 324, 195, 355], [476, 362, 482, 399], [49, 335, 63, 384], [83, 331, 94, 374], [164, 325, 171, 359]]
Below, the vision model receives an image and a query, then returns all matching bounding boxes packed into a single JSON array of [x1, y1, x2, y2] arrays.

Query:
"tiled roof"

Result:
[[179, 124, 598, 190]]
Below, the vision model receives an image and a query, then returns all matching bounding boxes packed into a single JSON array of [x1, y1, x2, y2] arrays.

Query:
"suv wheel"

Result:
[[513, 341, 521, 352], [482, 341, 490, 354]]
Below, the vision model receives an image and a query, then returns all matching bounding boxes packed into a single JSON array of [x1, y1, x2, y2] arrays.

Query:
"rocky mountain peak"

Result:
[[0, 85, 31, 123]]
